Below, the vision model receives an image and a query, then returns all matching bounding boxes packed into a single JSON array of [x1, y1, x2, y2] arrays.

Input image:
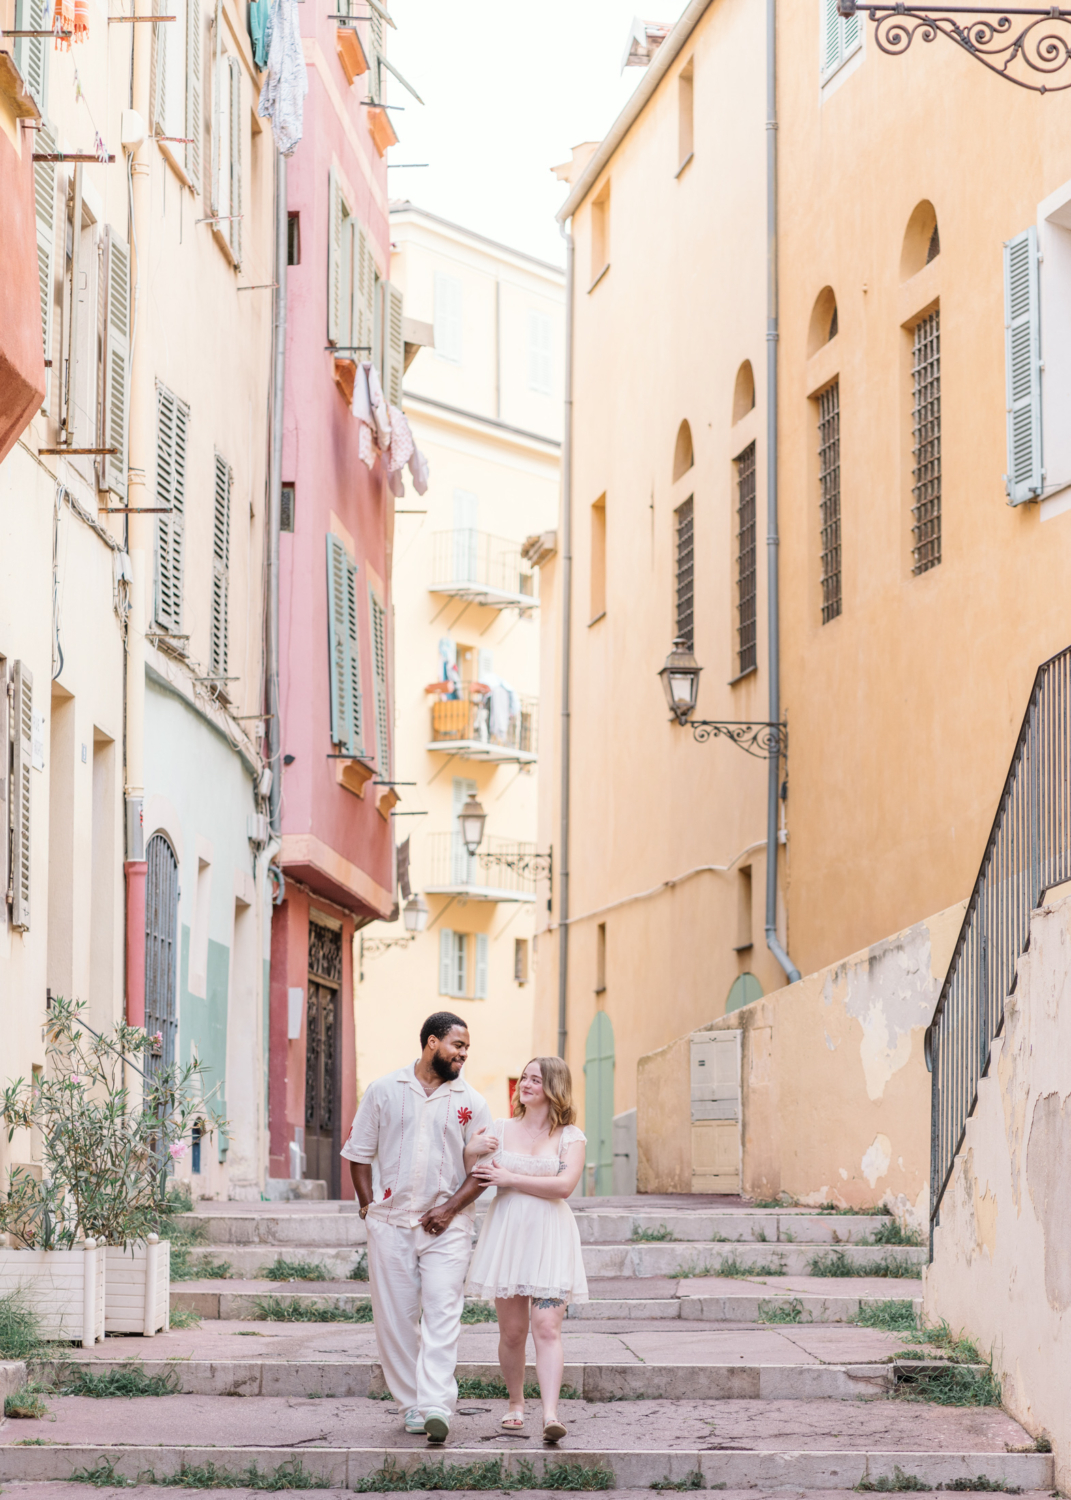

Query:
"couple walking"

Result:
[[341, 1011, 587, 1445]]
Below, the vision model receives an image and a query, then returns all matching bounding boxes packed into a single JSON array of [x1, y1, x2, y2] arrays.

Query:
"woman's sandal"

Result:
[[542, 1419, 567, 1444], [501, 1410, 526, 1431]]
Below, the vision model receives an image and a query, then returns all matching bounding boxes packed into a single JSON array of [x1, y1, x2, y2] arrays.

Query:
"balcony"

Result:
[[424, 833, 538, 902], [430, 530, 539, 610], [426, 684, 538, 764]]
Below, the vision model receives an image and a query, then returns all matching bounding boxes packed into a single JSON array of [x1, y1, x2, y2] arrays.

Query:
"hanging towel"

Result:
[[408, 447, 429, 496], [73, 0, 88, 42], [248, 0, 270, 68], [352, 362, 373, 425], [366, 364, 392, 447], [258, 0, 308, 156], [387, 407, 414, 473]]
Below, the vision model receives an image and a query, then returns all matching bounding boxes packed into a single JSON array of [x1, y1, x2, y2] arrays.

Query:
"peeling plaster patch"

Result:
[[1026, 1090, 1071, 1311], [845, 923, 940, 1101], [824, 1031, 839, 1052], [861, 1133, 892, 1187], [974, 1185, 999, 1261], [839, 1167, 848, 1180], [800, 1186, 833, 1207]]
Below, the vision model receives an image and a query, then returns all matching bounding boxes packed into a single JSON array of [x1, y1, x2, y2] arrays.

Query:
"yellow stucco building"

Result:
[[535, 0, 1071, 1193]]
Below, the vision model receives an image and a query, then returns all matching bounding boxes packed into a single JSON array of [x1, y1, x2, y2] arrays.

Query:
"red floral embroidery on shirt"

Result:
[[457, 1107, 472, 1127], [382, 1187, 392, 1199]]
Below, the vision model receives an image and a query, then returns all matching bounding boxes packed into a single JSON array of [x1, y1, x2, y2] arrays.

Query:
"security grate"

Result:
[[736, 443, 757, 675], [911, 310, 941, 574], [675, 497, 695, 649], [818, 381, 842, 623]]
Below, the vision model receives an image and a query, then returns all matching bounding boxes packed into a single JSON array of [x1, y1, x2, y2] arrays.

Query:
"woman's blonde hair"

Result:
[[512, 1057, 576, 1129]]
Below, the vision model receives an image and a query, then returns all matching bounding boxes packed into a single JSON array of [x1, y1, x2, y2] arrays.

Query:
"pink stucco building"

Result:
[[270, 10, 404, 1197]]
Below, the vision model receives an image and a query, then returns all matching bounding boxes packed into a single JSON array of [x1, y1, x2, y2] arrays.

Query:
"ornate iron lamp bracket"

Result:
[[838, 0, 1071, 92], [360, 935, 415, 958], [477, 850, 554, 882], [689, 720, 788, 760]]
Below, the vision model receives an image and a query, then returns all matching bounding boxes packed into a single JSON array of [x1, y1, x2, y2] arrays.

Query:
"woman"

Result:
[[464, 1056, 587, 1444]]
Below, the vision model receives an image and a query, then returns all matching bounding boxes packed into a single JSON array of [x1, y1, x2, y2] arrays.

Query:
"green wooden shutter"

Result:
[[186, 0, 202, 191], [439, 929, 454, 995], [14, 0, 49, 114], [10, 661, 33, 933], [228, 55, 242, 264], [100, 225, 130, 500], [327, 166, 342, 345], [821, 0, 841, 77], [211, 452, 231, 675], [155, 385, 189, 630], [344, 550, 363, 755], [842, 2, 861, 53], [150, 0, 168, 133], [474, 933, 489, 999], [384, 282, 404, 406], [368, 8, 383, 102], [34, 129, 56, 413], [583, 1011, 615, 1196], [370, 592, 389, 772], [326, 532, 352, 751], [1004, 226, 1043, 505]]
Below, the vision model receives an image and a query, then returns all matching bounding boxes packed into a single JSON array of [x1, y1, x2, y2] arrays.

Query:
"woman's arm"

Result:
[[471, 1139, 585, 1200]]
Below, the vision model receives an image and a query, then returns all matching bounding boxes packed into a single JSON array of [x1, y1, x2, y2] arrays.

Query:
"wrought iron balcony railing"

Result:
[[426, 685, 538, 763], [430, 530, 539, 609], [424, 832, 538, 901]]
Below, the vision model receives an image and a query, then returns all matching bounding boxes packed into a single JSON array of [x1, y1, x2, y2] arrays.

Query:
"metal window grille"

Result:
[[818, 381, 842, 623], [675, 497, 695, 649], [736, 443, 757, 675], [911, 309, 941, 575]]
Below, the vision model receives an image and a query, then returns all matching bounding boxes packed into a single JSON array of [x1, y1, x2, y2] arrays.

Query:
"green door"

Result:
[[583, 1011, 615, 1196]]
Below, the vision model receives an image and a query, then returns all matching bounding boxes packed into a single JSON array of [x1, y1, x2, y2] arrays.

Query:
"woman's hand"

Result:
[[472, 1157, 512, 1188], [467, 1126, 499, 1159]]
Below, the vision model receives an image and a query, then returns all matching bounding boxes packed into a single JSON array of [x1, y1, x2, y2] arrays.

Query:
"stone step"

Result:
[[0, 1487, 1062, 1500], [60, 1356, 966, 1400]]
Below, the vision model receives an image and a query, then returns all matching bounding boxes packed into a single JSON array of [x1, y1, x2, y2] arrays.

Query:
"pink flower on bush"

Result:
[[169, 1142, 188, 1160], [153, 1032, 163, 1045], [70, 1074, 82, 1085]]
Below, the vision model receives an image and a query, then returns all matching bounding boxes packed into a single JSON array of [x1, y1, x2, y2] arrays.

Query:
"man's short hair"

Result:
[[421, 1011, 467, 1049]]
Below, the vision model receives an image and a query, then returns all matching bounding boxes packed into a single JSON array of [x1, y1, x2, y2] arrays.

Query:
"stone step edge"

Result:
[[0, 1446, 1053, 1492]]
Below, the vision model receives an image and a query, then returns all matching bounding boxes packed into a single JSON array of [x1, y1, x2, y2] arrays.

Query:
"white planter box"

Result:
[[0, 1239, 104, 1347], [104, 1235, 170, 1335]]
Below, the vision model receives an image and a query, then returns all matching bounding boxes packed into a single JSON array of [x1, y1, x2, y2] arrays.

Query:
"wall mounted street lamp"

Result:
[[459, 794, 554, 882], [360, 896, 429, 961], [659, 638, 788, 760], [837, 0, 1071, 92]]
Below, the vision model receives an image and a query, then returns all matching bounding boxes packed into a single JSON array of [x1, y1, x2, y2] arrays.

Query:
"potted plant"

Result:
[[0, 998, 222, 1341]]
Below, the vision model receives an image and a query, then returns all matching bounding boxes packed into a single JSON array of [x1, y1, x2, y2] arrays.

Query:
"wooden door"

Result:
[[144, 834, 179, 1081], [305, 921, 343, 1197]]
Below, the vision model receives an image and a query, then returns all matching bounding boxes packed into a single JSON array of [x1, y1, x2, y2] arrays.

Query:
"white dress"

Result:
[[466, 1121, 589, 1303]]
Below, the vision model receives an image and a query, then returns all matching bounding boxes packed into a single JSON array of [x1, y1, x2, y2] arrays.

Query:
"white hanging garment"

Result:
[[408, 447, 429, 495], [367, 364, 392, 447], [257, 0, 308, 155], [352, 362, 373, 424], [387, 466, 405, 498], [388, 407, 414, 472], [358, 420, 376, 470]]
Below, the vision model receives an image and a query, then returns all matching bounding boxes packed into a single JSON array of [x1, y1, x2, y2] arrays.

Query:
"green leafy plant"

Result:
[[0, 997, 224, 1249], [4, 1383, 51, 1419], [630, 1224, 677, 1242], [0, 1289, 52, 1360], [650, 1473, 705, 1490], [856, 1469, 928, 1492], [70, 1457, 331, 1490], [808, 1248, 914, 1278], [253, 1295, 373, 1323], [349, 1251, 369, 1280], [897, 1318, 984, 1364], [758, 1297, 806, 1324], [851, 1301, 919, 1332], [61, 1363, 179, 1398], [261, 1258, 330, 1281], [868, 1220, 923, 1247], [460, 1300, 499, 1323], [937, 1481, 1021, 1493]]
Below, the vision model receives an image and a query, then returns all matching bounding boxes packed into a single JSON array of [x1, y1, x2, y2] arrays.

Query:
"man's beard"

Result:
[[430, 1050, 461, 1082]]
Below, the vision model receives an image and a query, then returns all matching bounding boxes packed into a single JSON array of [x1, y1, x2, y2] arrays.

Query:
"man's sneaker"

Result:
[[424, 1408, 450, 1443], [403, 1408, 425, 1434]]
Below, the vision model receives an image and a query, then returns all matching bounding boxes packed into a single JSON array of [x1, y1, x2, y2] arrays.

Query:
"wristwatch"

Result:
[[359, 1203, 370, 1219]]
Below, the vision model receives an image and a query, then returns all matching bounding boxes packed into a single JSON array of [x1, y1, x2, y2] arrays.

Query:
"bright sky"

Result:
[[387, 1, 679, 266]]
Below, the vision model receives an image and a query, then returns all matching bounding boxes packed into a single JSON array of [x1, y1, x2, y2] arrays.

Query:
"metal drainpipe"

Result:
[[267, 150, 287, 840], [556, 219, 575, 1058], [764, 0, 800, 986]]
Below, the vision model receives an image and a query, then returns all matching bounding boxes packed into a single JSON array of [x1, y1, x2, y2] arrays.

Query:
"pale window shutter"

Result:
[[1004, 226, 1043, 505], [186, 0, 202, 192], [352, 222, 369, 353], [474, 933, 489, 999], [14, 0, 50, 114], [211, 452, 231, 675], [820, 0, 841, 77], [151, 0, 168, 133], [328, 166, 342, 345], [370, 592, 389, 772], [368, 8, 383, 102], [326, 533, 355, 752], [344, 554, 364, 756], [100, 225, 130, 500], [385, 283, 404, 406], [154, 385, 189, 631], [434, 273, 461, 363], [842, 3, 861, 53], [210, 0, 222, 215], [10, 661, 33, 932], [228, 55, 242, 264], [34, 130, 56, 413], [439, 929, 453, 996], [528, 311, 552, 394]]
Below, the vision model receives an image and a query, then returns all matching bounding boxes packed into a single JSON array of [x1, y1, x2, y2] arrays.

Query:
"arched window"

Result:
[[726, 972, 763, 1014], [900, 200, 939, 281], [807, 286, 838, 357], [672, 419, 694, 481], [732, 361, 755, 424]]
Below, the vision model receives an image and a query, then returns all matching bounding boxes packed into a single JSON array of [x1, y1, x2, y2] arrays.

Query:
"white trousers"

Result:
[[365, 1215, 472, 1415]]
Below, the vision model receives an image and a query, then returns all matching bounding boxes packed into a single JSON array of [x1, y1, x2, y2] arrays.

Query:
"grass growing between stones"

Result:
[[675, 1252, 786, 1279], [650, 1472, 716, 1490], [70, 1456, 331, 1489], [457, 1376, 582, 1400], [460, 1300, 499, 1323], [253, 1295, 373, 1323], [851, 1301, 919, 1333], [168, 1306, 202, 1329], [867, 1221, 924, 1247], [349, 1252, 369, 1280], [630, 1224, 677, 1242], [895, 1364, 1002, 1407], [0, 1290, 53, 1361], [808, 1248, 914, 1278], [4, 1383, 51, 1419], [60, 1363, 180, 1397], [353, 1457, 614, 1491], [758, 1297, 807, 1324], [261, 1258, 331, 1281], [856, 1468, 930, 1491]]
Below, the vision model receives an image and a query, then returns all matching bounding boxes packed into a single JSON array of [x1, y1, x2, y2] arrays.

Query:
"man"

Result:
[[342, 1012, 493, 1444]]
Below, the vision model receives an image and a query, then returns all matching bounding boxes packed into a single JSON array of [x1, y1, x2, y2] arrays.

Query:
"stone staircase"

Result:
[[0, 1198, 1053, 1494]]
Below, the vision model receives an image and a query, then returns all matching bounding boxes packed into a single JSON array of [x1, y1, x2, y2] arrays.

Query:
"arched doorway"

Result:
[[144, 834, 179, 1079], [584, 1011, 615, 1195]]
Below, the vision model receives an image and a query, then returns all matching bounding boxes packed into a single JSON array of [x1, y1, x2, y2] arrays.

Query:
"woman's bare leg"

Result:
[[530, 1299, 567, 1424], [495, 1296, 530, 1417]]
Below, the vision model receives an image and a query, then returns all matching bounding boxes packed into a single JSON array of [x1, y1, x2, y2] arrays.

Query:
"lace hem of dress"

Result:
[[468, 1283, 587, 1302]]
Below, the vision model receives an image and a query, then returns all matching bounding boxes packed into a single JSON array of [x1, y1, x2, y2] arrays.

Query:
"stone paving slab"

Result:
[[0, 1490, 1060, 1500]]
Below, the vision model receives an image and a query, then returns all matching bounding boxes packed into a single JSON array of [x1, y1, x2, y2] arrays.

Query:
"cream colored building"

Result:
[[353, 204, 563, 1114]]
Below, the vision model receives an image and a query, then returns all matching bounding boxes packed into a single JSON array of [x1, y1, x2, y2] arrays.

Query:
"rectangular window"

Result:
[[280, 483, 295, 533], [155, 384, 190, 632], [818, 381, 842, 622], [514, 938, 529, 984], [678, 58, 694, 170], [528, 311, 553, 394], [735, 865, 753, 950], [591, 183, 610, 285], [820, 0, 862, 81], [595, 922, 606, 994], [434, 272, 462, 363], [287, 212, 301, 266], [911, 309, 941, 574], [211, 452, 231, 677], [438, 928, 467, 998], [735, 443, 757, 675], [590, 494, 606, 622], [675, 496, 694, 648]]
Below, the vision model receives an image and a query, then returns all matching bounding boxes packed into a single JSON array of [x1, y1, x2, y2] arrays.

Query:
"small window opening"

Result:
[[191, 1120, 203, 1175], [514, 937, 529, 984], [590, 495, 606, 622], [734, 866, 753, 951], [281, 483, 295, 533], [595, 922, 607, 994], [927, 224, 940, 263], [287, 212, 300, 266]]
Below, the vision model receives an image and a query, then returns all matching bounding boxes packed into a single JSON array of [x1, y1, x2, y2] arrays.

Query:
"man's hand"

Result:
[[420, 1202, 455, 1237]]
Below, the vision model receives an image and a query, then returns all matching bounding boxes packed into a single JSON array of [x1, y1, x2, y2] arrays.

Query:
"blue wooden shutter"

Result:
[[14, 0, 49, 114], [326, 533, 353, 752], [344, 554, 363, 757], [1004, 226, 1043, 505]]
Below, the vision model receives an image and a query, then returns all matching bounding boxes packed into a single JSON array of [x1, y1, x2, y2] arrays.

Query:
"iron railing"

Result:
[[425, 832, 538, 898], [428, 685, 538, 758], [430, 530, 539, 606], [928, 644, 1071, 1242]]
